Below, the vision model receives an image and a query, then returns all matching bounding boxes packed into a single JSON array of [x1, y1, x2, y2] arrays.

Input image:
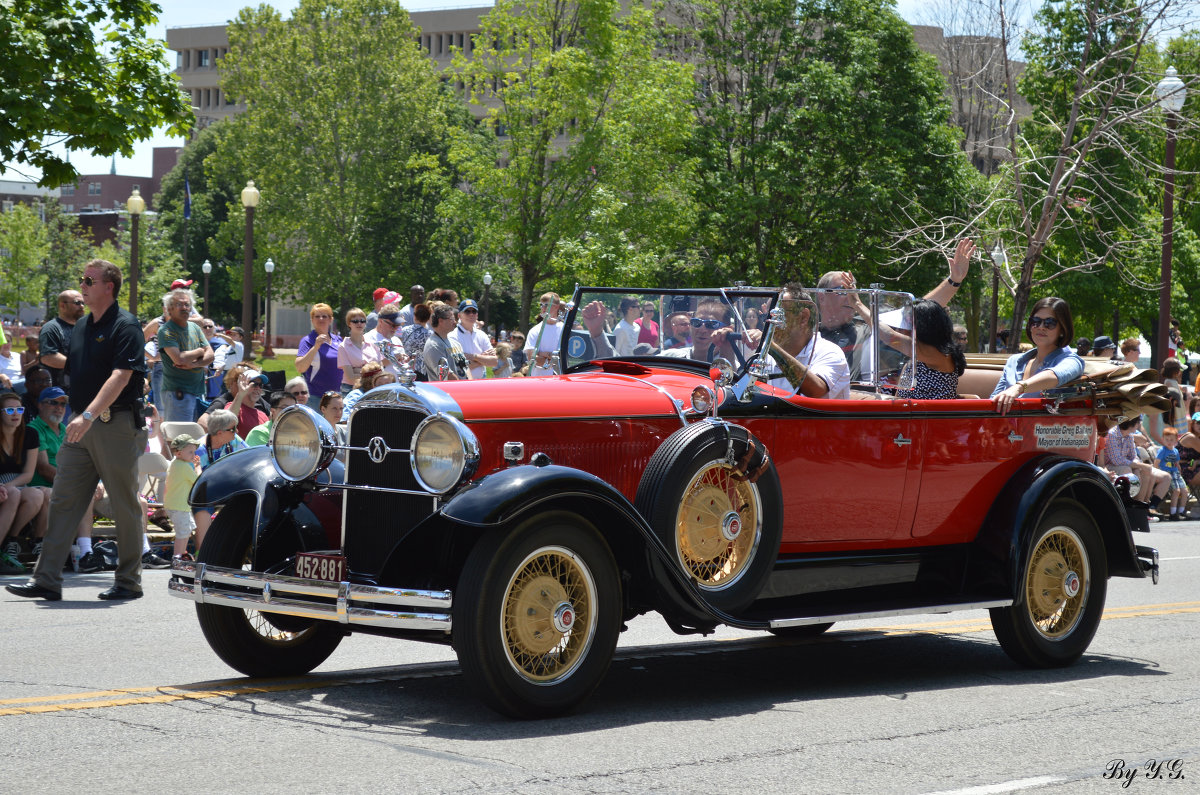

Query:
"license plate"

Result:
[[295, 551, 347, 582]]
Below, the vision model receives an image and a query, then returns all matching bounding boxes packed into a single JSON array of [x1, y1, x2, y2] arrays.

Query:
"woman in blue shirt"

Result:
[[992, 297, 1085, 415]]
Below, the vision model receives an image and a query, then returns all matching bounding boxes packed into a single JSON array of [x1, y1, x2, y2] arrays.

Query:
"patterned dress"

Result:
[[897, 360, 959, 400]]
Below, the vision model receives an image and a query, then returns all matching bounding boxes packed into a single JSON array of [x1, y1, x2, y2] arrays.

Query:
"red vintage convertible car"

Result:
[[169, 286, 1159, 718]]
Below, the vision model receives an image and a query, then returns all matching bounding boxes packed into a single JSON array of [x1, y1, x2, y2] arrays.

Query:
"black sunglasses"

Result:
[[79, 275, 101, 286], [1028, 316, 1059, 329], [690, 318, 723, 330], [349, 318, 367, 324]]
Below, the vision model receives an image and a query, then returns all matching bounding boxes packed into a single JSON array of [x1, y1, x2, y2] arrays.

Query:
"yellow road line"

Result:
[[5, 601, 1199, 717]]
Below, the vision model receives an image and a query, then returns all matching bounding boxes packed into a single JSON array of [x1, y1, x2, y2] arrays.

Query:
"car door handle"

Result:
[[1008, 431, 1024, 443], [893, 434, 912, 447]]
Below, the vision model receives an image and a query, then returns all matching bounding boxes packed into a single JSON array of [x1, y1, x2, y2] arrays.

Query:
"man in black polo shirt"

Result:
[[38, 288, 86, 387], [7, 259, 148, 602]]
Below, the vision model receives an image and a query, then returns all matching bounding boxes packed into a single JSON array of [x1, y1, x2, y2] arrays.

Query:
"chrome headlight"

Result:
[[270, 405, 336, 482], [410, 413, 479, 494]]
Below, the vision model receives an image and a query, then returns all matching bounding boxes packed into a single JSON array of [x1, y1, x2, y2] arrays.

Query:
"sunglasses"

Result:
[[460, 308, 478, 314], [62, 299, 85, 306], [290, 389, 309, 397], [349, 318, 367, 324], [323, 391, 341, 399], [79, 275, 102, 286], [2, 406, 25, 416], [690, 318, 724, 330], [1028, 316, 1059, 329], [42, 399, 69, 407]]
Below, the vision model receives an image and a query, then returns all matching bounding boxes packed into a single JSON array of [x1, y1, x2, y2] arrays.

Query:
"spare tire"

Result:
[[635, 421, 782, 613]]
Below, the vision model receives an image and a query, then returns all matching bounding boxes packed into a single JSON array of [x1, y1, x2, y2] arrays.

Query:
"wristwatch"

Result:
[[1015, 380, 1028, 395], [81, 410, 94, 422]]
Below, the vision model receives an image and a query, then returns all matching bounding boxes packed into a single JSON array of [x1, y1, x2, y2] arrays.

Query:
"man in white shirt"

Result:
[[449, 299, 497, 379], [767, 283, 850, 399], [364, 303, 406, 376], [523, 292, 564, 377]]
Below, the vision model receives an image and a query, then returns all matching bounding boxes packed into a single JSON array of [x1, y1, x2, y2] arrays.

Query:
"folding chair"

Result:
[[161, 421, 205, 444], [138, 451, 170, 507]]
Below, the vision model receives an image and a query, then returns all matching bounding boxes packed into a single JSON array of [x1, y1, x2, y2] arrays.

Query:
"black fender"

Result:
[[188, 445, 341, 556], [970, 456, 1145, 594], [437, 463, 760, 629]]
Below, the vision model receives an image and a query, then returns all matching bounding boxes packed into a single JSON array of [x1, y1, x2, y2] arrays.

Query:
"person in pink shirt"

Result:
[[336, 307, 380, 395]]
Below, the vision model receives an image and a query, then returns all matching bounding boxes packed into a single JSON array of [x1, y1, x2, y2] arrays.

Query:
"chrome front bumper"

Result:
[[167, 559, 453, 632]]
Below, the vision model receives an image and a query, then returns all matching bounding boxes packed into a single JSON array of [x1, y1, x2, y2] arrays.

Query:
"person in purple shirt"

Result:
[[295, 303, 343, 410]]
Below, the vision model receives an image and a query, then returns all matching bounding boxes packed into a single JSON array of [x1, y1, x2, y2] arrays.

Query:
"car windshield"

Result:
[[562, 286, 917, 395], [563, 287, 778, 374]]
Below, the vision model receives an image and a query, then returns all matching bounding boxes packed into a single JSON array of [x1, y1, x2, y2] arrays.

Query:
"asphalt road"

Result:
[[4, 521, 1198, 794]]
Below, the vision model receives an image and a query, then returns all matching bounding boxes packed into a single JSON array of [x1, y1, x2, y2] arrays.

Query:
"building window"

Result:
[[61, 185, 74, 196], [1, 201, 13, 213], [88, 182, 101, 195], [65, 204, 74, 212], [198, 49, 209, 67]]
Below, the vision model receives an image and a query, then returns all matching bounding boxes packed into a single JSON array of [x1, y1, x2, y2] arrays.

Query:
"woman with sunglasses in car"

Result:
[[991, 297, 1084, 415]]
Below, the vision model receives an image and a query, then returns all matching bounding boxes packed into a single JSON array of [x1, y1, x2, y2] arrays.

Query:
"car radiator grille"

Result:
[[344, 405, 435, 571]]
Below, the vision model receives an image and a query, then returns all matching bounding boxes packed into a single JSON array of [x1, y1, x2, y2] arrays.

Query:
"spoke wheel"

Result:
[[991, 502, 1107, 668], [501, 547, 597, 683], [194, 497, 344, 678], [636, 422, 782, 614], [676, 461, 761, 590], [455, 513, 621, 719]]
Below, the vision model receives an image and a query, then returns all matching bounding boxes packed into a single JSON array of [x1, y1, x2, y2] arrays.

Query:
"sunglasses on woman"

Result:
[[690, 318, 724, 330], [1028, 316, 1059, 329], [290, 389, 309, 397], [349, 318, 367, 324], [2, 406, 25, 416]]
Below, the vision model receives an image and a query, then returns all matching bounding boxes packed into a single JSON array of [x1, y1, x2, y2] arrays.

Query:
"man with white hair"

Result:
[[157, 288, 214, 422]]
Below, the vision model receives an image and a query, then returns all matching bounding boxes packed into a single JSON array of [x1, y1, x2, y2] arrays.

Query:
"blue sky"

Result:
[[15, 0, 925, 183]]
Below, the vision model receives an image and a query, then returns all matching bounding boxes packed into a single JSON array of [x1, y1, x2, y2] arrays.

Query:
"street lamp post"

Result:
[[263, 257, 275, 358], [1155, 67, 1187, 370], [201, 259, 212, 315], [989, 242, 1006, 353], [126, 188, 145, 314], [240, 180, 260, 355], [482, 271, 493, 336]]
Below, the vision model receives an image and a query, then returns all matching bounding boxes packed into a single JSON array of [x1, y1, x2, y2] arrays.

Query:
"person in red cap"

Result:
[[170, 279, 194, 290], [364, 287, 390, 333]]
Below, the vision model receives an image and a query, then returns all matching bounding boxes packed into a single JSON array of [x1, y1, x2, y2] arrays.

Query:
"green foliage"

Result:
[[0, 0, 192, 186], [680, 0, 972, 287], [39, 200, 91, 315], [155, 121, 243, 322], [445, 0, 698, 327], [211, 0, 469, 315], [0, 203, 49, 312]]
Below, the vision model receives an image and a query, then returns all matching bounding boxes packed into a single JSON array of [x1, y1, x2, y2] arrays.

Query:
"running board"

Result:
[[766, 599, 1013, 630]]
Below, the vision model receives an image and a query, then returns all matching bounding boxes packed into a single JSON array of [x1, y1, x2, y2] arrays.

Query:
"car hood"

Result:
[[433, 367, 707, 421]]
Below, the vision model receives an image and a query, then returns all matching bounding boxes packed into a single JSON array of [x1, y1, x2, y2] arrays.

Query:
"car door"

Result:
[[772, 395, 916, 550]]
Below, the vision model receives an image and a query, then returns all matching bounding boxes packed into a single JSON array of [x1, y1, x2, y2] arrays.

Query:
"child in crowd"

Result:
[[165, 434, 200, 560], [493, 342, 514, 378], [1156, 427, 1188, 521]]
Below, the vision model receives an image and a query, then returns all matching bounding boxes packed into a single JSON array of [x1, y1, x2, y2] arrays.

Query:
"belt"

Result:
[[98, 404, 135, 422]]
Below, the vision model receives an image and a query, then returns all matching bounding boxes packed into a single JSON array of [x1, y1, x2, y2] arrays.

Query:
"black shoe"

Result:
[[141, 551, 171, 569], [77, 551, 104, 573], [6, 581, 63, 601], [97, 585, 143, 601]]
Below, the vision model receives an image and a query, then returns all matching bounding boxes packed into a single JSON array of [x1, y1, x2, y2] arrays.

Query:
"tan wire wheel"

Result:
[[1024, 525, 1090, 640], [675, 459, 762, 591], [501, 545, 598, 683], [242, 548, 302, 643]]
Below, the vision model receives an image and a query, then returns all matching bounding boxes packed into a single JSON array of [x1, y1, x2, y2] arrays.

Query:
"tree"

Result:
[[932, 0, 1197, 353], [669, 0, 975, 289], [213, 0, 469, 314], [0, 203, 49, 314], [40, 200, 92, 316], [0, 0, 192, 186], [445, 0, 698, 328]]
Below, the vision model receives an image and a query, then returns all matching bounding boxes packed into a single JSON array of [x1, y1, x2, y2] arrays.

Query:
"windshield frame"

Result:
[[562, 286, 781, 377]]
